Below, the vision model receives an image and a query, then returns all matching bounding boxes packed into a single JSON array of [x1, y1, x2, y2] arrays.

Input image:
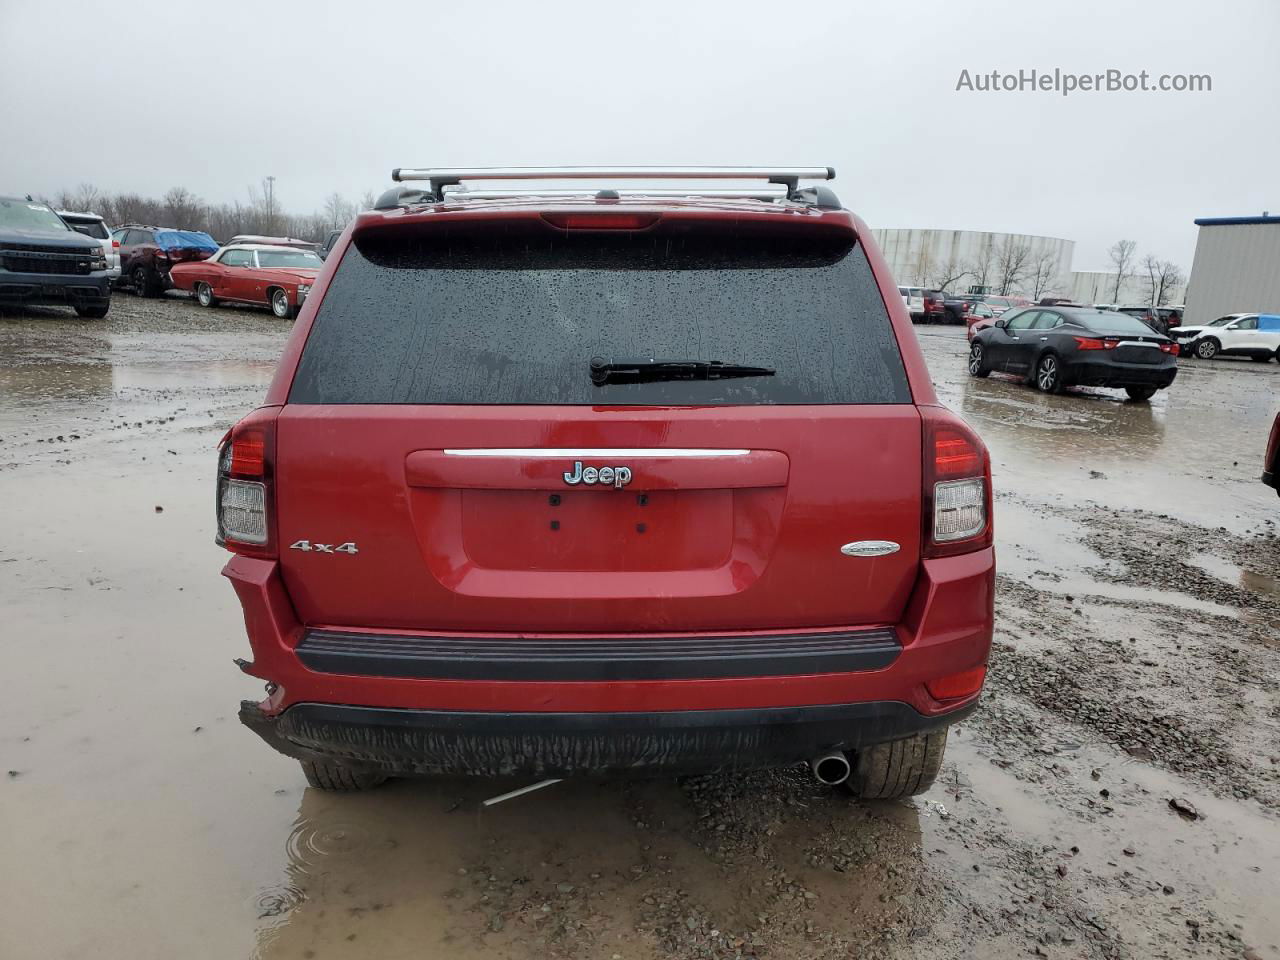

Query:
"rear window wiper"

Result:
[[589, 356, 776, 386]]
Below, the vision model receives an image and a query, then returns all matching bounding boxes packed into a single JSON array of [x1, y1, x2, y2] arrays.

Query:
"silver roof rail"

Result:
[[438, 186, 790, 201], [388, 166, 837, 204]]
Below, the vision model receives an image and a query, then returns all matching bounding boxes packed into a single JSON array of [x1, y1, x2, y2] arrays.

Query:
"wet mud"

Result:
[[1, 303, 1277, 959]]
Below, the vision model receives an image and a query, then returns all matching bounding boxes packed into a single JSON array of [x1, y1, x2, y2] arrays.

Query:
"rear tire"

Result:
[[196, 282, 217, 308], [75, 303, 109, 319], [300, 759, 387, 791], [843, 729, 948, 800], [1124, 385, 1157, 402], [1035, 353, 1063, 393], [132, 266, 155, 298], [967, 342, 990, 378], [1195, 338, 1219, 360]]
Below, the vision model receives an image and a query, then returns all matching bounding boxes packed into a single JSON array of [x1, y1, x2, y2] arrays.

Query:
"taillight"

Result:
[[1073, 336, 1120, 350], [155, 248, 170, 260], [921, 407, 992, 559], [216, 408, 278, 557], [111, 239, 120, 248], [1160, 342, 1179, 355]]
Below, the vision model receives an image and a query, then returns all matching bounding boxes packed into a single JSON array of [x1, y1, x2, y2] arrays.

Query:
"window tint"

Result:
[[1030, 311, 1061, 329], [1004, 309, 1039, 330], [65, 218, 109, 239], [291, 227, 911, 406], [127, 230, 153, 245]]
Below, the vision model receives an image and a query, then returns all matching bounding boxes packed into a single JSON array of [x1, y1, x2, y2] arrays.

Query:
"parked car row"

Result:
[[902, 287, 1030, 325], [0, 189, 349, 321]]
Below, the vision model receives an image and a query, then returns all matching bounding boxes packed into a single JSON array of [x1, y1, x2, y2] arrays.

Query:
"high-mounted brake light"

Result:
[[921, 408, 992, 559], [216, 410, 278, 557], [541, 213, 661, 230]]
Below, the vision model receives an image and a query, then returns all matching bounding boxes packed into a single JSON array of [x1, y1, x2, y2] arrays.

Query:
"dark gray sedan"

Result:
[[967, 306, 1179, 402]]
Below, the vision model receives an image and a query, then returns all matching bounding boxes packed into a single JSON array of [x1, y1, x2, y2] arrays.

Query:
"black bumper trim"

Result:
[[240, 699, 973, 778], [296, 627, 901, 682]]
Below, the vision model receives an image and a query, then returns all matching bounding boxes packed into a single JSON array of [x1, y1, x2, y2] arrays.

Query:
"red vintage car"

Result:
[[168, 243, 322, 318]]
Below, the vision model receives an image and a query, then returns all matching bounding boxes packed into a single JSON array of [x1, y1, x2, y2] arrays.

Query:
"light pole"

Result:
[[265, 175, 276, 233]]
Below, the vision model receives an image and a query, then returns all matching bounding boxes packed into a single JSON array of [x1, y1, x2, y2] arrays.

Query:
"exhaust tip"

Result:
[[810, 750, 851, 786]]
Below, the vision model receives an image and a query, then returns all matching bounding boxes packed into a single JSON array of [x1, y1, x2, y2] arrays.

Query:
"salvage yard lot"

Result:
[[1, 298, 1277, 960]]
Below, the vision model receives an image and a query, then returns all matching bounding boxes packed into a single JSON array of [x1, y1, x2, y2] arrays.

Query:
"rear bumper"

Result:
[[1065, 358, 1177, 388], [0, 270, 110, 307], [240, 698, 975, 777], [225, 546, 994, 774]]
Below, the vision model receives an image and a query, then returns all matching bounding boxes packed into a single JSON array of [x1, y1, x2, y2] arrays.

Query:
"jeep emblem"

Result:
[[563, 460, 632, 489]]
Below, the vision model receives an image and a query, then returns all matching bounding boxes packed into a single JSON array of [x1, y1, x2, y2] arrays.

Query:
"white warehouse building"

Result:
[[1183, 215, 1280, 326], [872, 228, 1075, 297]]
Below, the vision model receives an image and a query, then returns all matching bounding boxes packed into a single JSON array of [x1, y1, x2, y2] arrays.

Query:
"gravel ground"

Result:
[[1, 299, 1277, 960]]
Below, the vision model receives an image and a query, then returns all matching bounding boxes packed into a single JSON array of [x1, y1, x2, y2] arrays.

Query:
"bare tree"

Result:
[[359, 189, 378, 210], [1142, 256, 1184, 307], [912, 243, 935, 289], [163, 187, 202, 229], [323, 192, 356, 229], [965, 235, 997, 293], [1108, 239, 1137, 302], [1028, 249, 1061, 299], [927, 253, 968, 293], [995, 236, 1032, 295]]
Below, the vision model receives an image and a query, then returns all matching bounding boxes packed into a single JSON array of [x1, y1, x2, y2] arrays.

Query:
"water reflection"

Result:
[[957, 374, 1167, 463], [251, 773, 929, 960]]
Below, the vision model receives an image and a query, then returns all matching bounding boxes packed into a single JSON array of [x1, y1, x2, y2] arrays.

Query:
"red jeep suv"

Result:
[[220, 167, 995, 797]]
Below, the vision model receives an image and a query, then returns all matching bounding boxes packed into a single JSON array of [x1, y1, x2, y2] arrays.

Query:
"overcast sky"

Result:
[[2, 0, 1275, 269]]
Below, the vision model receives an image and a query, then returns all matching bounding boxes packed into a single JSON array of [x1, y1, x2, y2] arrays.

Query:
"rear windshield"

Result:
[[290, 226, 911, 406], [64, 217, 109, 239], [1075, 312, 1163, 335]]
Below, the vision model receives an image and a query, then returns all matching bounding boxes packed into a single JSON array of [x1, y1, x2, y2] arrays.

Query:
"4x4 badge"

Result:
[[563, 461, 633, 489], [290, 540, 358, 554]]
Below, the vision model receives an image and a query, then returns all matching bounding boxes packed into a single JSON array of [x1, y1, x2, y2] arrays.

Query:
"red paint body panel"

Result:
[[225, 546, 993, 717]]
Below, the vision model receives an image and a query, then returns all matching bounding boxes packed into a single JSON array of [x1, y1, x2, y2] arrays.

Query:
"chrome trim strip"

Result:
[[442, 448, 751, 458]]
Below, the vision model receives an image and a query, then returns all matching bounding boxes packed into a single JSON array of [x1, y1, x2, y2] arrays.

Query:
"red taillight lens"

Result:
[[922, 407, 992, 559], [541, 213, 661, 230], [217, 409, 278, 557], [926, 665, 987, 701], [934, 429, 983, 479], [1160, 342, 1179, 355], [229, 429, 266, 477], [111, 239, 120, 248], [1073, 336, 1120, 350]]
